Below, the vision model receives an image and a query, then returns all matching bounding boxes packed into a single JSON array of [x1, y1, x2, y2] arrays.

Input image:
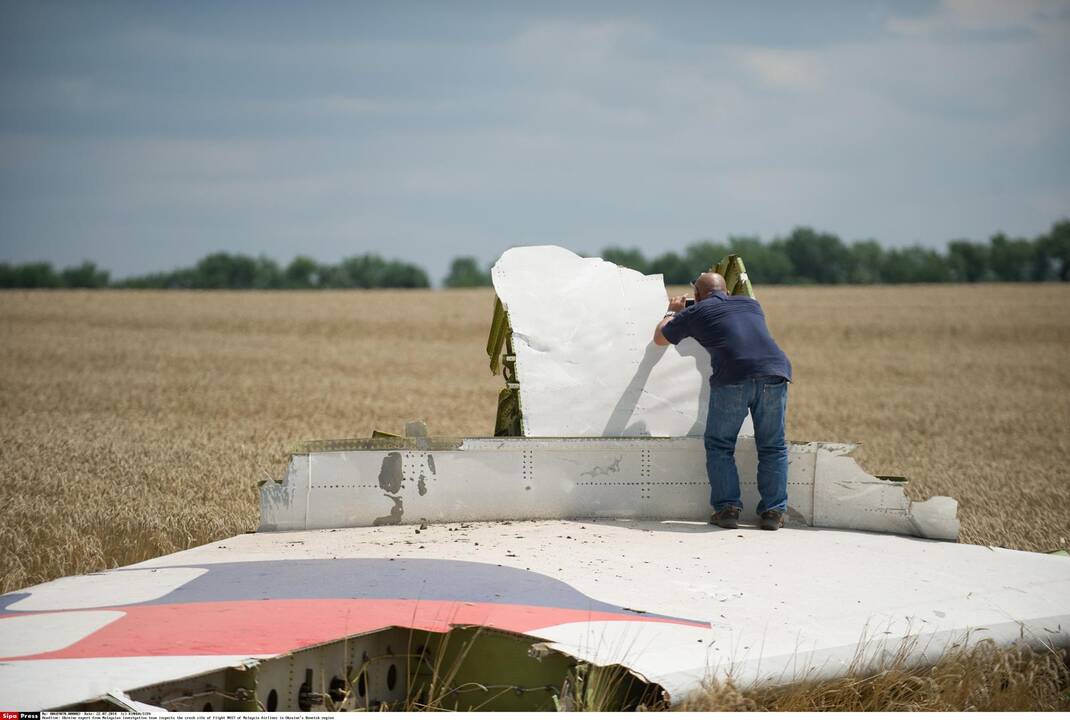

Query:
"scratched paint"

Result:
[[370, 451, 442, 524], [580, 456, 622, 479], [372, 452, 407, 525], [377, 452, 404, 494], [372, 495, 404, 526]]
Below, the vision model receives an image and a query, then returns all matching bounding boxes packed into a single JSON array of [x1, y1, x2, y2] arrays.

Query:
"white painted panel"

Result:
[[0, 611, 124, 658], [259, 455, 309, 531], [41, 520, 1065, 707], [303, 450, 398, 528], [0, 656, 260, 711], [492, 246, 753, 438], [264, 438, 956, 540], [8, 568, 206, 611]]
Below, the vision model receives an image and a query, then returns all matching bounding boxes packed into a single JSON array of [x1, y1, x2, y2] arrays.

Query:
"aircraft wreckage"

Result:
[[2, 246, 1068, 711]]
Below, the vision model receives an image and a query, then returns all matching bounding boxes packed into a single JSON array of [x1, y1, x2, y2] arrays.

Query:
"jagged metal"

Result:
[[490, 245, 734, 438]]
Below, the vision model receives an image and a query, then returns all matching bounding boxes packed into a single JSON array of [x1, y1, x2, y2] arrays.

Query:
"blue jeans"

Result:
[[705, 376, 789, 515]]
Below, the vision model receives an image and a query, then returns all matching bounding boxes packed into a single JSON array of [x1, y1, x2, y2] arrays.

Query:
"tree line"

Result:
[[2, 220, 1067, 289], [445, 220, 1069, 287], [0, 253, 430, 289]]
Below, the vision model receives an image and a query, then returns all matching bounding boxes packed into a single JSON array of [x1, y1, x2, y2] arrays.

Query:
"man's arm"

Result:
[[653, 295, 688, 346]]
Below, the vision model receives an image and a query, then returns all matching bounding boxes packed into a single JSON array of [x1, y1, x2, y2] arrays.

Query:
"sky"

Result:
[[1, 0, 1068, 285]]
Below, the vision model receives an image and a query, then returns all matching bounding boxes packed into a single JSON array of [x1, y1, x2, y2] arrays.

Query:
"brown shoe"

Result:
[[759, 510, 784, 531], [710, 506, 741, 529]]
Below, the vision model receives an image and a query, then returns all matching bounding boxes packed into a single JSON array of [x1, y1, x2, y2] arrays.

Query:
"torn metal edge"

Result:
[[63, 627, 664, 713]]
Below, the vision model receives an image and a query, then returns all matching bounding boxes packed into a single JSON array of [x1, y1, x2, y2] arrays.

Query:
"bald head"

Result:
[[693, 272, 726, 300]]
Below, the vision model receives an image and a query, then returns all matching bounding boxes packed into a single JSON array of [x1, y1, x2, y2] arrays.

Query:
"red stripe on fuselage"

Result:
[[1, 599, 708, 661]]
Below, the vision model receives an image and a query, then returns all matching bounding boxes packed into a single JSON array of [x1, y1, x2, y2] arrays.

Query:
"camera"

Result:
[[685, 297, 695, 307]]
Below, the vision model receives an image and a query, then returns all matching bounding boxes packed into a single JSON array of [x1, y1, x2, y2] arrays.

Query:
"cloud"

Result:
[[511, 19, 655, 71], [887, 0, 1070, 39], [735, 49, 826, 93], [309, 96, 403, 117], [1, 3, 1067, 281]]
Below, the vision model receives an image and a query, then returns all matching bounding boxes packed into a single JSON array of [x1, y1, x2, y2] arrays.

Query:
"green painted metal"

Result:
[[555, 658, 664, 711], [223, 664, 260, 711], [494, 387, 523, 437], [713, 254, 755, 298], [486, 296, 510, 375], [486, 294, 525, 436], [404, 627, 662, 711]]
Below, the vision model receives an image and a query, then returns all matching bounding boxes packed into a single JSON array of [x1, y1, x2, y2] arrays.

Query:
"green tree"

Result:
[[725, 236, 793, 284], [321, 254, 429, 288], [988, 233, 1038, 282], [846, 240, 885, 284], [60, 261, 110, 288], [881, 246, 951, 283], [0, 262, 61, 288], [1039, 220, 1070, 281], [114, 268, 196, 289], [284, 256, 321, 289], [322, 255, 381, 288], [379, 258, 431, 288], [947, 240, 990, 282], [783, 227, 850, 284], [186, 253, 282, 289], [648, 251, 693, 284], [0, 263, 15, 288], [193, 253, 255, 288], [254, 257, 283, 289], [444, 257, 491, 287], [601, 247, 649, 274], [683, 240, 730, 279]]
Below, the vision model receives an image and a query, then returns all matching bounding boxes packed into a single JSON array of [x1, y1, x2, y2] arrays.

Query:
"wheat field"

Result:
[[1, 285, 1068, 592], [1, 285, 1068, 709]]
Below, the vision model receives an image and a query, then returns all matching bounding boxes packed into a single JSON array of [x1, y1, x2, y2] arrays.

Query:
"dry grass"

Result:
[[745, 284, 1070, 551], [1, 284, 1068, 709], [0, 289, 498, 593], [676, 639, 1070, 711]]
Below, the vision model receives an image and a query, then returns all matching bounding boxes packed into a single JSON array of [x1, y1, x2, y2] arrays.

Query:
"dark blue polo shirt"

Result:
[[661, 292, 792, 387]]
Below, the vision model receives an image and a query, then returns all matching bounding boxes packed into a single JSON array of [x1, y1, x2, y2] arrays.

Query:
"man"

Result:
[[653, 272, 792, 531]]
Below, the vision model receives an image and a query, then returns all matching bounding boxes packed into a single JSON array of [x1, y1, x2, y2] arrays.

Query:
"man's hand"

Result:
[[654, 295, 690, 346], [654, 297, 685, 346]]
